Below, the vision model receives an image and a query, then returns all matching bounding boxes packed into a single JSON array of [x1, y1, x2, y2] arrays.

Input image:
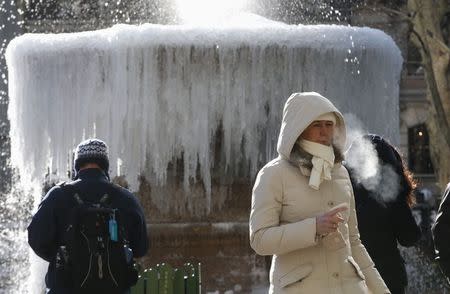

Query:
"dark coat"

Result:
[[432, 183, 450, 283], [347, 135, 421, 294], [28, 168, 149, 293]]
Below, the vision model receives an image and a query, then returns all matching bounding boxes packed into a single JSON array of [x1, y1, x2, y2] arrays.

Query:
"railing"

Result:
[[131, 263, 201, 294]]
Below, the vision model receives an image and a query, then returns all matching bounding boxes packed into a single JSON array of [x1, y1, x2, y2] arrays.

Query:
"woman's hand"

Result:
[[316, 206, 348, 235]]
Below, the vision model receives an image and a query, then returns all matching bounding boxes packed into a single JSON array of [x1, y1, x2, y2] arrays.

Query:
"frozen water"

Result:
[[6, 15, 403, 207]]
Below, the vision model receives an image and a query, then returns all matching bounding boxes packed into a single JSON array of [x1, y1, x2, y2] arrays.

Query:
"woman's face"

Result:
[[300, 120, 335, 146]]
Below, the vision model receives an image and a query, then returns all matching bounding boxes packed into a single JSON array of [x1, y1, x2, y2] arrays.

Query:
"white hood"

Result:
[[276, 92, 347, 159]]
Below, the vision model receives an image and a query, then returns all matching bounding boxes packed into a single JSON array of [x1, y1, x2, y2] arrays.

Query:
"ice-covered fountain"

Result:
[[5, 14, 403, 293]]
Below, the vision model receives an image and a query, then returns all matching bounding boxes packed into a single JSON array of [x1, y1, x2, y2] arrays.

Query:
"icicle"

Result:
[[5, 16, 403, 215]]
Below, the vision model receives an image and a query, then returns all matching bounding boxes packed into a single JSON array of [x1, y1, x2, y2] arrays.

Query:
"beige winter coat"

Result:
[[249, 92, 390, 294]]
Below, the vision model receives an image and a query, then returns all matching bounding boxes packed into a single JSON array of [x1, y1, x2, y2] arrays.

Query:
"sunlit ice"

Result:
[[175, 0, 247, 25]]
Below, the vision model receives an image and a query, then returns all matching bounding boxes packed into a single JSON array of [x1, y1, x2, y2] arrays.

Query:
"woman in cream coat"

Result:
[[249, 92, 389, 294]]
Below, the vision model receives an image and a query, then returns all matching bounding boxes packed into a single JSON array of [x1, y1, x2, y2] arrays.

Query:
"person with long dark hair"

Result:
[[346, 134, 421, 294]]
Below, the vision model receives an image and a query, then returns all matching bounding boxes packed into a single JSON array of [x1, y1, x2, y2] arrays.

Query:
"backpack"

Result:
[[55, 183, 138, 293]]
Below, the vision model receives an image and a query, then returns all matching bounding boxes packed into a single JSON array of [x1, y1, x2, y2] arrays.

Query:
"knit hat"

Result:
[[73, 138, 109, 173]]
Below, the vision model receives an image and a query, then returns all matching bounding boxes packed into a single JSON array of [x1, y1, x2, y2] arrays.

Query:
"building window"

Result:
[[408, 124, 434, 174]]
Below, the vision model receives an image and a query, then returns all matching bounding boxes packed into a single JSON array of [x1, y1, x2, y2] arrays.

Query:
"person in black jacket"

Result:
[[432, 182, 450, 285], [346, 134, 421, 294], [28, 138, 149, 293]]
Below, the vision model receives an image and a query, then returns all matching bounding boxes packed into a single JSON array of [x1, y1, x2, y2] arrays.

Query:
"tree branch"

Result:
[[376, 6, 411, 20], [425, 29, 450, 54], [408, 1, 450, 148], [413, 28, 450, 148], [411, 28, 429, 55]]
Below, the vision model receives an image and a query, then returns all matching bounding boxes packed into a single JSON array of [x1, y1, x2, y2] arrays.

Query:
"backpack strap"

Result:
[[99, 193, 111, 206], [60, 180, 115, 206], [58, 180, 85, 206], [73, 193, 84, 205]]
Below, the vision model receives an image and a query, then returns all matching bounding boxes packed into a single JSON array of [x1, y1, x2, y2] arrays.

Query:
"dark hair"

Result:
[[365, 134, 417, 207], [403, 166, 417, 207], [391, 143, 417, 207]]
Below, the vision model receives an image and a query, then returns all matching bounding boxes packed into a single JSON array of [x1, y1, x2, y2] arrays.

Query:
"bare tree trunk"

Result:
[[408, 0, 450, 189]]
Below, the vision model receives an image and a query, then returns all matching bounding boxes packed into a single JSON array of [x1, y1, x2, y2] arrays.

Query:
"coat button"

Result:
[[328, 201, 334, 207], [332, 272, 339, 278]]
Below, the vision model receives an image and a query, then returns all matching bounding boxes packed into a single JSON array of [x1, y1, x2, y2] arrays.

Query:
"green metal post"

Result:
[[158, 263, 174, 294], [173, 268, 186, 294]]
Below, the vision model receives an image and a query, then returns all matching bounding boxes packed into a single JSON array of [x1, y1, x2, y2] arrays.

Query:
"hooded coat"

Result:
[[249, 92, 389, 294]]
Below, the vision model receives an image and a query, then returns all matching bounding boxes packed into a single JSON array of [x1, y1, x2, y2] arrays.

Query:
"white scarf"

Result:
[[297, 139, 335, 190]]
